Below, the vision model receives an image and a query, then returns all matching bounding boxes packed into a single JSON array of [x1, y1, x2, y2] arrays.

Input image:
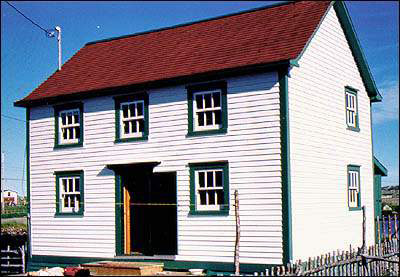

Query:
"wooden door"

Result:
[[123, 186, 131, 255]]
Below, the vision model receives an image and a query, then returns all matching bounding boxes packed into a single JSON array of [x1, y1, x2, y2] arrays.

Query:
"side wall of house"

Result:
[[29, 71, 283, 265], [289, 6, 374, 260]]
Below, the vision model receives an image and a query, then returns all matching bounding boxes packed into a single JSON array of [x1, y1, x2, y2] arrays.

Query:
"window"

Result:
[[347, 165, 361, 210], [114, 93, 149, 142], [187, 81, 228, 136], [55, 171, 84, 216], [189, 162, 229, 215], [54, 103, 83, 148], [345, 86, 359, 132]]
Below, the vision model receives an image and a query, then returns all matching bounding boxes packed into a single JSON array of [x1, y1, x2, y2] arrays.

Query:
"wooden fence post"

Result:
[[388, 214, 392, 241], [394, 214, 398, 239], [234, 190, 240, 276], [362, 206, 366, 253]]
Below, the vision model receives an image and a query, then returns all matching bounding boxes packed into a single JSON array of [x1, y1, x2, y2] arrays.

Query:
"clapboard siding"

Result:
[[29, 71, 283, 264], [289, 6, 374, 260]]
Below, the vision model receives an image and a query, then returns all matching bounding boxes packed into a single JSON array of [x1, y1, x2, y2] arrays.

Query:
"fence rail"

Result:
[[0, 245, 25, 275]]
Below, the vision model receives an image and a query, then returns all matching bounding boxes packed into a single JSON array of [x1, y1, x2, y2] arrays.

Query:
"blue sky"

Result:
[[1, 1, 398, 195]]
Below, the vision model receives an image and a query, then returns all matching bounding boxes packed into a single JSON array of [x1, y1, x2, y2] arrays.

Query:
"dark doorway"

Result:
[[123, 171, 177, 256]]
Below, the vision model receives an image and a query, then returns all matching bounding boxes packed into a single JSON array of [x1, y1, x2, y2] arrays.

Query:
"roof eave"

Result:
[[373, 156, 388, 177], [14, 59, 293, 108]]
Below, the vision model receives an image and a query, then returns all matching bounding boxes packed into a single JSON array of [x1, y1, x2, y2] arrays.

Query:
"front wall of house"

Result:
[[29, 72, 283, 264], [289, 6, 374, 260]]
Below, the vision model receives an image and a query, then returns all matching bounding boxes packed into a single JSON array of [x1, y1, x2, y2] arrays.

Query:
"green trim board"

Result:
[[28, 255, 280, 274], [186, 81, 228, 137], [345, 87, 360, 132], [189, 161, 229, 216], [53, 102, 84, 149], [333, 1, 381, 102], [347, 165, 361, 211], [115, 174, 123, 256], [114, 92, 149, 143], [54, 170, 85, 216], [279, 68, 293, 264], [26, 108, 31, 262], [373, 156, 388, 176]]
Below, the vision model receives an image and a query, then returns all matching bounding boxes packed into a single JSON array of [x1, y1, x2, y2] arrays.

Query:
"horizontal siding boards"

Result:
[[29, 72, 282, 264], [289, 7, 374, 261]]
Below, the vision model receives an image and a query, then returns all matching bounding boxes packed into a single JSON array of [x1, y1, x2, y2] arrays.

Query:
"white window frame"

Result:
[[119, 100, 145, 139], [346, 91, 357, 128], [195, 169, 224, 211], [348, 170, 360, 208], [193, 90, 222, 132], [59, 176, 81, 213], [59, 108, 80, 145]]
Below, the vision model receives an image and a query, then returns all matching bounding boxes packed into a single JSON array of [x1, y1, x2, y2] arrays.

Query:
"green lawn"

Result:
[[1, 205, 27, 218]]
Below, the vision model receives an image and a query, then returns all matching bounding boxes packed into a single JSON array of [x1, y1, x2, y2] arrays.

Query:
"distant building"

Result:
[[1, 189, 18, 206], [381, 185, 399, 206]]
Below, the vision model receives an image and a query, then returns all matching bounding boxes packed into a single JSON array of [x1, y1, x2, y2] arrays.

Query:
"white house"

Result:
[[1, 189, 19, 206], [14, 1, 387, 274]]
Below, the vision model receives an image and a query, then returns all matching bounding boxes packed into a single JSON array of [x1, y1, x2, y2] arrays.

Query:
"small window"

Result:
[[187, 81, 228, 136], [54, 103, 83, 148], [189, 162, 229, 215], [347, 165, 361, 210], [345, 87, 359, 131], [115, 93, 149, 142], [55, 171, 84, 216]]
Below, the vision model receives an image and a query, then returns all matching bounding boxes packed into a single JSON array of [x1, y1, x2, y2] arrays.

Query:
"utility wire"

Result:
[[1, 178, 26, 182], [1, 114, 26, 122], [4, 1, 52, 35]]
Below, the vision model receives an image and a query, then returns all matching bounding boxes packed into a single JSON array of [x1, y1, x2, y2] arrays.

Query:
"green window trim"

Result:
[[54, 170, 84, 216], [189, 161, 229, 216], [186, 81, 228, 137], [345, 87, 360, 132], [347, 165, 361, 211], [54, 102, 84, 149], [114, 93, 149, 143]]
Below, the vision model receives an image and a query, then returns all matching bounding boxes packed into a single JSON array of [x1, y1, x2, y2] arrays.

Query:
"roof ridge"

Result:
[[85, 1, 295, 46]]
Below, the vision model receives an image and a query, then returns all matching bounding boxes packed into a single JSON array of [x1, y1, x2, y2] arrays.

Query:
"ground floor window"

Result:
[[189, 161, 229, 215], [347, 165, 361, 210], [55, 170, 84, 216]]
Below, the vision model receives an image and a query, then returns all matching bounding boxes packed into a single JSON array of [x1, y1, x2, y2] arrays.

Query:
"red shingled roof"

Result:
[[16, 1, 331, 106]]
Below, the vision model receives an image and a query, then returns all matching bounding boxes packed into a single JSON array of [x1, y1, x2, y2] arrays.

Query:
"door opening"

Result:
[[123, 171, 177, 256]]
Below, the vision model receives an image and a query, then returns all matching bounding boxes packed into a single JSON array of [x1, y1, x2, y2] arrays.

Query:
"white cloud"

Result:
[[372, 81, 399, 124]]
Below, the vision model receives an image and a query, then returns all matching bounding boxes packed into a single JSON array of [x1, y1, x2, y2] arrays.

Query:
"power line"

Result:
[[1, 178, 26, 182], [1, 114, 26, 122], [4, 1, 52, 36]]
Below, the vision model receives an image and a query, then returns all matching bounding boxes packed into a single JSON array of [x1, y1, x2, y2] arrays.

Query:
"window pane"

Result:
[[217, 190, 224, 205], [197, 112, 204, 126], [73, 113, 79, 124], [138, 119, 144, 132], [76, 195, 80, 206], [214, 110, 221, 125], [61, 114, 67, 125], [75, 127, 80, 139], [131, 121, 137, 133], [69, 179, 73, 192], [70, 196, 75, 208], [204, 93, 212, 108], [122, 105, 129, 118], [196, 95, 203, 109], [123, 122, 129, 134], [62, 179, 67, 192], [67, 114, 73, 125], [129, 104, 136, 117], [137, 102, 144, 116], [199, 191, 206, 205], [206, 111, 213, 125], [64, 196, 68, 208], [63, 129, 67, 139], [215, 171, 223, 187], [198, 172, 205, 188], [208, 191, 215, 205], [75, 179, 80, 192], [207, 172, 213, 187], [213, 92, 220, 107]]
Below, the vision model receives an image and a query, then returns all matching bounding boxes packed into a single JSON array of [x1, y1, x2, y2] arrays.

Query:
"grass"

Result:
[[1, 205, 27, 218], [1, 222, 27, 230]]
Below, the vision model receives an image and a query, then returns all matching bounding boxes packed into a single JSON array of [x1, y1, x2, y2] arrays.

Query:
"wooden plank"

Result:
[[124, 186, 131, 255]]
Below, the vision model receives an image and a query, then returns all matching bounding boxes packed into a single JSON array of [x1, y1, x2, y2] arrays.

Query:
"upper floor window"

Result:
[[55, 170, 84, 216], [345, 86, 359, 132], [187, 81, 228, 136], [347, 165, 361, 211], [54, 103, 83, 149], [189, 161, 229, 215], [114, 93, 149, 143]]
